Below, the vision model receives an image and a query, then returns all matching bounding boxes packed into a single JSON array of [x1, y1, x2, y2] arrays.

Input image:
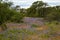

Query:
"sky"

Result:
[[8, 0, 60, 8]]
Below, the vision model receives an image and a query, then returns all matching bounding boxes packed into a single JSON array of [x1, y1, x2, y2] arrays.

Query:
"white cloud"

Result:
[[10, 0, 38, 8], [43, 0, 60, 2], [9, 0, 60, 8], [43, 0, 60, 6]]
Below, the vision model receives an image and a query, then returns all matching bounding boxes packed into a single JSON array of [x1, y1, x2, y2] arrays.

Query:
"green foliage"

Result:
[[45, 7, 60, 21], [0, 2, 11, 24], [39, 34, 50, 38], [11, 12, 23, 23], [0, 1, 24, 30], [26, 1, 47, 17], [45, 22, 60, 36], [0, 29, 36, 40], [0, 1, 14, 30], [26, 1, 60, 21], [31, 24, 39, 28]]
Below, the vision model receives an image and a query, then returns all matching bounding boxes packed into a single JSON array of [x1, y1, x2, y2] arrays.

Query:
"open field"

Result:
[[0, 17, 60, 40], [0, 0, 60, 40]]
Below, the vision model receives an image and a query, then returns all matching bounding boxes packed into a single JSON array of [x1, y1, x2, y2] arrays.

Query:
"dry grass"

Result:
[[34, 25, 48, 31]]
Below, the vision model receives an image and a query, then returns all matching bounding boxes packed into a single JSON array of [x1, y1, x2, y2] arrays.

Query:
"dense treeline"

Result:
[[0, 0, 24, 30], [0, 0, 60, 30], [26, 1, 60, 21]]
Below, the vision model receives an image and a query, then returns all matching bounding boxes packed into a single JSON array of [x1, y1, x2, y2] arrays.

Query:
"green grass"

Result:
[[45, 21, 60, 37], [31, 24, 39, 28], [0, 29, 36, 40], [0, 22, 60, 40]]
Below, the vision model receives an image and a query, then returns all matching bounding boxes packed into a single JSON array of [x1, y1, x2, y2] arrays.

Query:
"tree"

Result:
[[11, 11, 24, 23], [45, 6, 60, 21], [27, 1, 47, 17], [0, 1, 15, 30]]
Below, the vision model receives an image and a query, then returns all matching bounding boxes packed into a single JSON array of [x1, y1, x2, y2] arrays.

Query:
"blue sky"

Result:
[[9, 0, 60, 8]]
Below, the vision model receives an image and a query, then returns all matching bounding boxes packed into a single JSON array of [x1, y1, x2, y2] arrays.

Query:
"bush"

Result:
[[11, 12, 24, 23], [31, 24, 39, 28]]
